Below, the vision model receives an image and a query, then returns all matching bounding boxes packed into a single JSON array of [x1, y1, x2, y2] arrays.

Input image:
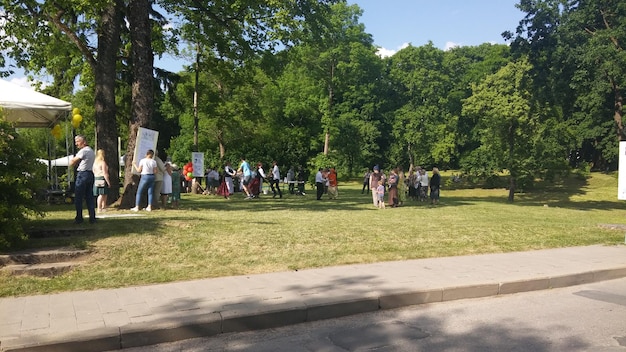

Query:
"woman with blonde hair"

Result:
[[93, 149, 111, 213]]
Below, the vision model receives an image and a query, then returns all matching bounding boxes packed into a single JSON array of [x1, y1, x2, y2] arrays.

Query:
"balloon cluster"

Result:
[[50, 124, 62, 139], [71, 107, 83, 129], [183, 162, 194, 181]]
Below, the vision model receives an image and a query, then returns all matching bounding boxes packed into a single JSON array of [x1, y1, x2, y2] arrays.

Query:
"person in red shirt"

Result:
[[327, 167, 338, 200]]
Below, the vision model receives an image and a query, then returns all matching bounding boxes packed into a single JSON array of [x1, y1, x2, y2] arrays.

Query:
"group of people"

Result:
[[131, 149, 181, 211], [315, 167, 338, 200], [71, 134, 442, 224], [366, 165, 440, 209], [200, 157, 285, 200]]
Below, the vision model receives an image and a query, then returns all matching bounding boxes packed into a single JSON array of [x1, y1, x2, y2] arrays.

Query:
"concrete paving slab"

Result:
[[1, 245, 626, 352]]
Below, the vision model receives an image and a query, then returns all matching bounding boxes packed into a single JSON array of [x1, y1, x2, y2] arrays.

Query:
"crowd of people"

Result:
[[366, 165, 440, 209], [70, 136, 441, 224]]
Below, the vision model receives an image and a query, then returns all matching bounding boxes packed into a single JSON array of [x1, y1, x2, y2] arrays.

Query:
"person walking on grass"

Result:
[[131, 149, 157, 212], [237, 156, 253, 199], [270, 160, 283, 199]]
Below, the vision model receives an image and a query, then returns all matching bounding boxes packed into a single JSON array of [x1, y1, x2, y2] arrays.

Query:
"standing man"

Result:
[[70, 135, 96, 224], [237, 156, 253, 199], [315, 167, 325, 200], [270, 160, 283, 199]]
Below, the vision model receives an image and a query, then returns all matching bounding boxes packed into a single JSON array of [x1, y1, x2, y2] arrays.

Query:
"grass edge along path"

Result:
[[1, 171, 625, 297]]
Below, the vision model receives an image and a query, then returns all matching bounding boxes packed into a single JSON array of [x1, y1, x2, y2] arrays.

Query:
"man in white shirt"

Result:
[[70, 135, 96, 224], [315, 168, 326, 200], [270, 160, 283, 199]]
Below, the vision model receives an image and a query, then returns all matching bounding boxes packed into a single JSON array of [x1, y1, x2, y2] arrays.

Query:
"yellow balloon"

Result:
[[72, 107, 80, 115], [71, 119, 80, 129], [75, 114, 82, 122]]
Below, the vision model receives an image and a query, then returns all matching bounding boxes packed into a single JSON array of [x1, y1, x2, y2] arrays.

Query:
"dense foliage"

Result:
[[0, 0, 623, 208], [0, 118, 47, 250]]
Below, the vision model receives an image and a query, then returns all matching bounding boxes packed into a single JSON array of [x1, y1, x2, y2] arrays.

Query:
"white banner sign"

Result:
[[192, 152, 204, 178], [133, 127, 159, 174], [618, 141, 626, 200]]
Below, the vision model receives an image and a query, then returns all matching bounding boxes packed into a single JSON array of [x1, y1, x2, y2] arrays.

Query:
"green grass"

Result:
[[1, 171, 625, 297]]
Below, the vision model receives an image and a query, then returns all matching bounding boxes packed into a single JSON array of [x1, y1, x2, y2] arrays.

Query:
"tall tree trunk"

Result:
[[119, 0, 154, 208], [613, 81, 624, 141], [95, 0, 122, 204], [218, 129, 225, 159], [507, 121, 515, 203], [323, 62, 335, 155]]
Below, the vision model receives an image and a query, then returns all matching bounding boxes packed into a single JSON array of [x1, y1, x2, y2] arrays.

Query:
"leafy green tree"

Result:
[[0, 0, 126, 203], [463, 58, 568, 202], [443, 44, 512, 169], [385, 43, 452, 169], [506, 0, 626, 169], [0, 118, 47, 249]]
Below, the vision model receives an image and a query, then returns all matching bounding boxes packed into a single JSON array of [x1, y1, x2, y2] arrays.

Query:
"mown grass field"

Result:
[[1, 171, 625, 297]]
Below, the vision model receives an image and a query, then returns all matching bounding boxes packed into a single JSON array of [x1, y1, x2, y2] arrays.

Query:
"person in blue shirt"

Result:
[[237, 156, 253, 199]]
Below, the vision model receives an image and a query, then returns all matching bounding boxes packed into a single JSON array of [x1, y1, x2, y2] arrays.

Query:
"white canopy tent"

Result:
[[0, 79, 72, 127], [1, 79, 73, 198]]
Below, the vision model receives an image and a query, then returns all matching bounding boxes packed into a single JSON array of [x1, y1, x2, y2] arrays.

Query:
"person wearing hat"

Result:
[[369, 165, 382, 207]]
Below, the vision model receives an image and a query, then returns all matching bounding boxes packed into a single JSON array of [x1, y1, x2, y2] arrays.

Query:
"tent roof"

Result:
[[0, 79, 72, 128]]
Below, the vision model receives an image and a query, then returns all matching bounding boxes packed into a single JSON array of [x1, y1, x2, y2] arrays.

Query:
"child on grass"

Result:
[[377, 182, 385, 209]]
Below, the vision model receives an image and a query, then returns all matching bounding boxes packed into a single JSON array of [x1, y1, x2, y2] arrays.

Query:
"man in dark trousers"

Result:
[[315, 167, 325, 200]]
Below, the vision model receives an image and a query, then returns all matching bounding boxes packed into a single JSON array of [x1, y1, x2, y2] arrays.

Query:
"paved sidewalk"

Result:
[[2, 245, 626, 352]]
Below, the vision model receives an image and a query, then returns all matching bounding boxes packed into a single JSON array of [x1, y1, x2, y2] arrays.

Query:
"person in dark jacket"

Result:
[[430, 167, 441, 205]]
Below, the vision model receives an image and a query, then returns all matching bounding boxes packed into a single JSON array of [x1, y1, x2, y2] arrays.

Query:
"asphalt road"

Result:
[[113, 277, 626, 352]]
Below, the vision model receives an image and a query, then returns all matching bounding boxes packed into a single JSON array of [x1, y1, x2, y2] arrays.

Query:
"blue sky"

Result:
[[351, 0, 524, 56], [8, 0, 524, 87]]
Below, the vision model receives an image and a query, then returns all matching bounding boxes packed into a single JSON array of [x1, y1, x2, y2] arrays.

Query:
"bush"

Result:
[[0, 119, 47, 250]]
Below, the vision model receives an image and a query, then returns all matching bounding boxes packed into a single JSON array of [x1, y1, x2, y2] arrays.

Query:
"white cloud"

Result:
[[9, 76, 32, 89], [444, 41, 460, 51], [7, 76, 51, 91], [376, 42, 410, 58]]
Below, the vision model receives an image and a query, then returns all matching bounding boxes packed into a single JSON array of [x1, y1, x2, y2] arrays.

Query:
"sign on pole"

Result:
[[192, 152, 204, 178], [618, 141, 626, 200], [133, 127, 159, 174]]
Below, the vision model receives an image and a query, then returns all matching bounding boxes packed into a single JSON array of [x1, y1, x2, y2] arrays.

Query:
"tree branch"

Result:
[[46, 9, 98, 71]]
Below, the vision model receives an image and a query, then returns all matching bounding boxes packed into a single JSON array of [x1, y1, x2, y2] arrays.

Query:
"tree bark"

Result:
[[613, 81, 624, 141], [507, 121, 515, 203], [94, 0, 122, 204], [119, 0, 154, 208]]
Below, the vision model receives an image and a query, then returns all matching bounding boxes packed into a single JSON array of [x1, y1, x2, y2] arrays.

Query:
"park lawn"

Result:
[[1, 171, 625, 297]]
